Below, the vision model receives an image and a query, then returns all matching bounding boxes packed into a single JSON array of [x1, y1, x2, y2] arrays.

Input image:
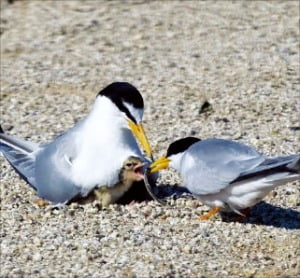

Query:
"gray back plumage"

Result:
[[182, 139, 299, 195], [0, 129, 83, 204]]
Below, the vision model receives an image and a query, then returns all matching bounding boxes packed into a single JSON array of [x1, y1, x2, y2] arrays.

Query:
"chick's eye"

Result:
[[126, 163, 133, 168]]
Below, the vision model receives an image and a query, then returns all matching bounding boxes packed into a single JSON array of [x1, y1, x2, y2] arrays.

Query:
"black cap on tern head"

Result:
[[98, 82, 144, 123], [167, 137, 201, 157]]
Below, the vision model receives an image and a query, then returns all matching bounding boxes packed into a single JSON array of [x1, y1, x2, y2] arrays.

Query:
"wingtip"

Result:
[[288, 155, 300, 173], [0, 125, 4, 134]]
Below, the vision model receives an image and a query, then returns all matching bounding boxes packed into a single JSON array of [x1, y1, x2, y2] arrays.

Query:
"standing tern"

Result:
[[0, 82, 153, 206], [150, 137, 300, 220]]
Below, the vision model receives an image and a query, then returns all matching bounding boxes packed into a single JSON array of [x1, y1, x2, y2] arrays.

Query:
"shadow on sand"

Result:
[[117, 181, 190, 205], [121, 182, 300, 230], [221, 201, 300, 230]]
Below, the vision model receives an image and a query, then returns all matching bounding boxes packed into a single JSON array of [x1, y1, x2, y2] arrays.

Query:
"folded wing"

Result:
[[183, 139, 273, 195]]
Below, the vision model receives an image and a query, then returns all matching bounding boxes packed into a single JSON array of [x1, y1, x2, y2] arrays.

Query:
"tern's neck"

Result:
[[80, 96, 142, 160]]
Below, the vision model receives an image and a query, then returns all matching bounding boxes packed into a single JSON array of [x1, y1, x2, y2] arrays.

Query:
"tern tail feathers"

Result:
[[0, 130, 39, 190], [287, 156, 300, 173], [233, 154, 300, 184]]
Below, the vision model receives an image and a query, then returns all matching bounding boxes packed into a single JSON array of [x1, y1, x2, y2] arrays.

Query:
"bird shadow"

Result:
[[221, 201, 300, 230], [125, 182, 300, 230], [117, 181, 190, 205]]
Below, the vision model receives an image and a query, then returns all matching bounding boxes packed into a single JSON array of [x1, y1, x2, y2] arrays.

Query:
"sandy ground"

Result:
[[1, 1, 299, 277]]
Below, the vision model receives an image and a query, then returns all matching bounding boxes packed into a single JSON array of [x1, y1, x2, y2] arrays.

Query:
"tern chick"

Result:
[[0, 82, 153, 206], [84, 156, 145, 207], [150, 137, 300, 220]]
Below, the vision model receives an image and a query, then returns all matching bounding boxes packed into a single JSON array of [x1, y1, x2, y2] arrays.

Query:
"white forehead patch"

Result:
[[123, 101, 143, 123], [169, 152, 185, 171]]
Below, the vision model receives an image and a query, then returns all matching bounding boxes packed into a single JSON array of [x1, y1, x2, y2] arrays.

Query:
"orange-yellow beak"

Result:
[[128, 120, 152, 158], [149, 156, 170, 173]]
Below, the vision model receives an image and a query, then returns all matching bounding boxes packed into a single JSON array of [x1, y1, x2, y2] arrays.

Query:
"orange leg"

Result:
[[195, 206, 221, 221], [35, 199, 49, 207], [241, 207, 250, 217], [235, 207, 250, 222]]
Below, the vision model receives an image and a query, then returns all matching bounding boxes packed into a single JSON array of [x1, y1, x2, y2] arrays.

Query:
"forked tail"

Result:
[[0, 125, 39, 189]]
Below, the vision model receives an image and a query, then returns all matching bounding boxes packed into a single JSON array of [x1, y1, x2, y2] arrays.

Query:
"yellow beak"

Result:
[[128, 120, 152, 158], [149, 156, 170, 173]]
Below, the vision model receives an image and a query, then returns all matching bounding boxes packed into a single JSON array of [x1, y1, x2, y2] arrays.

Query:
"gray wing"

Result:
[[182, 138, 265, 195], [233, 154, 300, 183], [0, 129, 82, 205], [0, 132, 39, 189], [33, 133, 83, 205]]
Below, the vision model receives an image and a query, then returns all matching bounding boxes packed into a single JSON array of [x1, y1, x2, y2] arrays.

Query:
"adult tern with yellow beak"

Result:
[[150, 137, 299, 220], [0, 82, 152, 206]]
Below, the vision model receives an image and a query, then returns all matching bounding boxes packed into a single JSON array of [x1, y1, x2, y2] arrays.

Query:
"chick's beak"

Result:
[[149, 156, 170, 173], [128, 120, 152, 158], [133, 162, 146, 179]]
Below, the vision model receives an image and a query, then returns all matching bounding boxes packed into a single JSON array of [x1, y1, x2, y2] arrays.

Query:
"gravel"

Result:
[[1, 1, 299, 277]]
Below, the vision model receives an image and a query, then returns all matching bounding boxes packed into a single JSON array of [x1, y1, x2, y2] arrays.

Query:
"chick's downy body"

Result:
[[87, 156, 145, 207]]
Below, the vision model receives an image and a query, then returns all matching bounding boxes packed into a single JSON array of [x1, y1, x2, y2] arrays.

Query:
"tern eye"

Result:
[[125, 163, 133, 168]]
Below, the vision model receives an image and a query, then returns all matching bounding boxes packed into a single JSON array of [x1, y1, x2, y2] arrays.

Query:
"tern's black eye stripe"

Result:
[[115, 100, 136, 123], [98, 82, 144, 123]]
